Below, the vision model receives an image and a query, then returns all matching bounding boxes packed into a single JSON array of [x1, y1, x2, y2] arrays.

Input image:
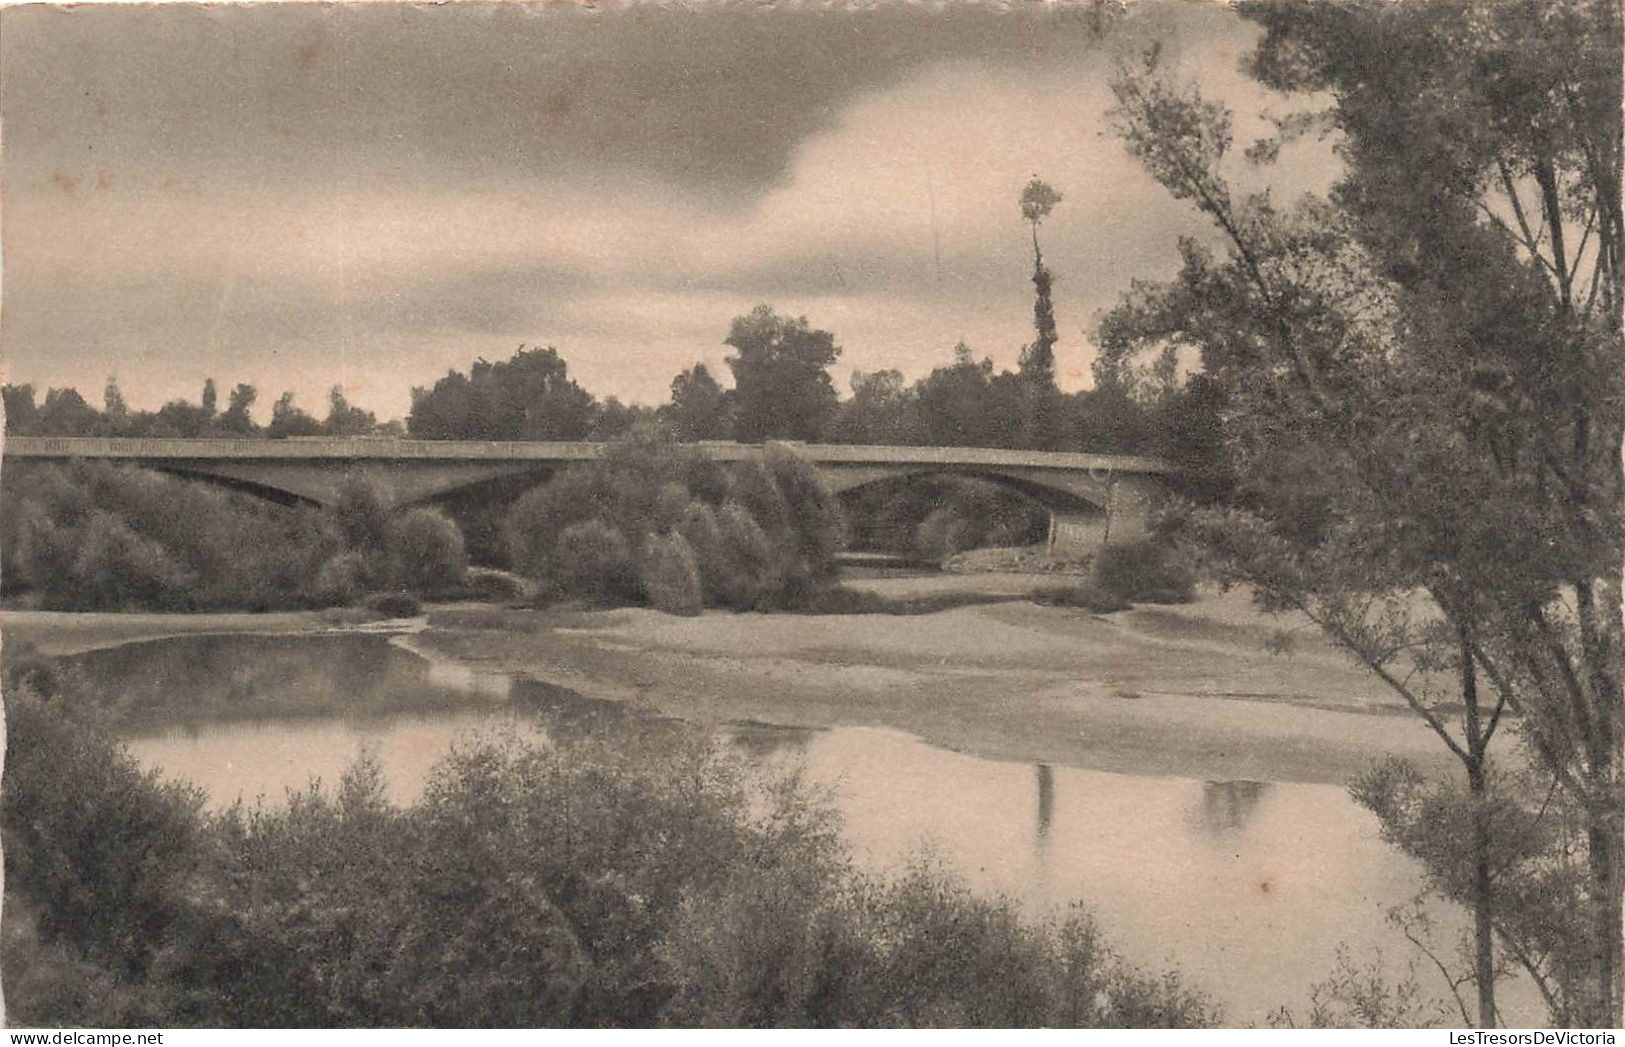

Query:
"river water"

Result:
[[61, 630, 1511, 1024]]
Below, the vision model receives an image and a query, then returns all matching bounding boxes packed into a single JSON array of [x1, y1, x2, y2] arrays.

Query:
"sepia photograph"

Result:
[[0, 0, 1619, 1032]]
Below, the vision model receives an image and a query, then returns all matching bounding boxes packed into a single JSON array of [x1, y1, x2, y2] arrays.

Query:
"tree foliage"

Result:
[[1105, 0, 1622, 1023], [408, 346, 598, 441], [725, 306, 842, 442]]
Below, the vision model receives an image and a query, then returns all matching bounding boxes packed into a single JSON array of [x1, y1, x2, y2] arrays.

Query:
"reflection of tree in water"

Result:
[[1036, 764, 1055, 841], [721, 720, 817, 761], [1194, 780, 1271, 836]]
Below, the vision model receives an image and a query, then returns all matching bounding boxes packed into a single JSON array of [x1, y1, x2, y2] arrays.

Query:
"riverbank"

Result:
[[1, 577, 1466, 786], [0, 606, 399, 658], [413, 582, 1462, 787]]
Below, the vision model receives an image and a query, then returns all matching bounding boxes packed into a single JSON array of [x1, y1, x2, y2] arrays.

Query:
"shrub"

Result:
[[389, 508, 469, 595], [1091, 540, 1194, 604], [1032, 582, 1132, 614], [0, 462, 341, 612], [639, 532, 703, 616], [68, 511, 195, 610], [915, 506, 974, 564], [2, 688, 205, 977], [364, 590, 423, 618], [714, 502, 782, 610], [309, 551, 374, 606], [553, 519, 637, 603], [331, 473, 392, 552], [2, 686, 1218, 1028], [762, 443, 845, 580], [461, 567, 530, 603]]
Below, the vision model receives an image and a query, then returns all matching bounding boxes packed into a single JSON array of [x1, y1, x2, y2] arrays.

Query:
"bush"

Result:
[[553, 519, 637, 603], [0, 462, 343, 612], [639, 532, 703, 616], [389, 508, 469, 595], [332, 473, 392, 552], [1091, 540, 1194, 604], [503, 434, 845, 613], [2, 684, 1218, 1028], [915, 506, 974, 564], [2, 689, 205, 977], [714, 502, 782, 610], [363, 591, 423, 618], [1032, 582, 1132, 614], [310, 551, 374, 606]]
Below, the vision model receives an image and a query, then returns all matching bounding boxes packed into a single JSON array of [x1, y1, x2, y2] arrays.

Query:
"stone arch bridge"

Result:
[[4, 437, 1174, 552]]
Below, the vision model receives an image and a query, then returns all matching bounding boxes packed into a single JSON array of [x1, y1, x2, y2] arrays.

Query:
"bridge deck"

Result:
[[3, 436, 1172, 475]]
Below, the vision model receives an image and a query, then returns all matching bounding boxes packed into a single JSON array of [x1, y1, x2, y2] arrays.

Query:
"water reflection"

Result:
[[1192, 780, 1272, 839], [89, 632, 1509, 1024], [59, 633, 478, 724], [1036, 764, 1056, 841]]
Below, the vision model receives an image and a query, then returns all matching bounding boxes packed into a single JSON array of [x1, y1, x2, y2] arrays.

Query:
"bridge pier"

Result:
[[1046, 472, 1158, 555]]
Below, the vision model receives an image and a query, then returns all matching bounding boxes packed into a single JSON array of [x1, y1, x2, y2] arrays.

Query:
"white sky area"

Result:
[[0, 0, 1339, 422]]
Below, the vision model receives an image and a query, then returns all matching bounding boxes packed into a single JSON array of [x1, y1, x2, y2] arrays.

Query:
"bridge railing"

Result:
[[1, 436, 1172, 474]]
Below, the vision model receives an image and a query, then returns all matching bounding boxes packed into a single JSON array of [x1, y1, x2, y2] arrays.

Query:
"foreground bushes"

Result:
[[505, 430, 846, 612], [3, 687, 1217, 1028]]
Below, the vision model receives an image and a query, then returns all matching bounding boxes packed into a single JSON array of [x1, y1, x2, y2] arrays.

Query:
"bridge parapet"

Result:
[[3, 436, 1173, 475]]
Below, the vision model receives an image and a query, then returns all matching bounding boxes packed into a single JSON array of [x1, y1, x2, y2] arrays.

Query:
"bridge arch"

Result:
[[146, 465, 326, 509], [827, 466, 1107, 514], [830, 467, 1111, 554]]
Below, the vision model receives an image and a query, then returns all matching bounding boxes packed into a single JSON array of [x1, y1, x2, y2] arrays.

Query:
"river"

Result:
[[44, 629, 1523, 1025]]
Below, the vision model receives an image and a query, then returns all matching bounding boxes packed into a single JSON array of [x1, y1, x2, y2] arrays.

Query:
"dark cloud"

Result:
[[0, 1, 1240, 201]]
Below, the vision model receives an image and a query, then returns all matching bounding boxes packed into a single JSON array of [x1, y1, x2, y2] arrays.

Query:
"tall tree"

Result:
[[103, 378, 129, 430], [724, 306, 841, 443], [1018, 177, 1063, 391], [200, 378, 218, 419], [1107, 0, 1622, 1021]]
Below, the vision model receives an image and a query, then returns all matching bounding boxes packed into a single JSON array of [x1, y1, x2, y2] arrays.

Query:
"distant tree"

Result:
[[200, 379, 218, 419], [38, 388, 101, 436], [152, 397, 212, 438], [102, 379, 129, 431], [724, 306, 841, 442], [832, 369, 918, 445], [589, 397, 658, 441], [323, 386, 377, 437], [220, 384, 259, 436], [267, 392, 323, 439], [664, 363, 733, 441], [407, 346, 598, 441], [3, 384, 41, 435], [913, 344, 1024, 448]]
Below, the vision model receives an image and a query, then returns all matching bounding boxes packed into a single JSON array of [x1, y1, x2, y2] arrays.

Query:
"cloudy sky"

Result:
[[0, 0, 1337, 423]]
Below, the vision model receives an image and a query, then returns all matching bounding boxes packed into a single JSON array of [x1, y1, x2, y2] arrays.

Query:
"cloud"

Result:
[[0, 0, 1339, 421]]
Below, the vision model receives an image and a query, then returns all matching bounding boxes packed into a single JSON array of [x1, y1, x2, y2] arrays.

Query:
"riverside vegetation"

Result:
[[1, 673, 1218, 1028]]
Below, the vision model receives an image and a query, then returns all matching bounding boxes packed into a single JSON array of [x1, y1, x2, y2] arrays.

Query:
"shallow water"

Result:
[[72, 632, 1528, 1024]]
